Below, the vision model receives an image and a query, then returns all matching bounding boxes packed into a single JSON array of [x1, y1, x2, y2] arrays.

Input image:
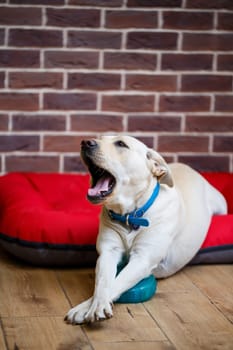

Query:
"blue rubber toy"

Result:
[[115, 259, 157, 304]]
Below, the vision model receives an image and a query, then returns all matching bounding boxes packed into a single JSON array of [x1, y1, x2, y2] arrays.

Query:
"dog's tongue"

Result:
[[88, 176, 110, 197]]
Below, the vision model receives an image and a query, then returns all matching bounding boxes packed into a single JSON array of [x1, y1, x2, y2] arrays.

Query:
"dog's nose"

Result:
[[81, 139, 98, 149]]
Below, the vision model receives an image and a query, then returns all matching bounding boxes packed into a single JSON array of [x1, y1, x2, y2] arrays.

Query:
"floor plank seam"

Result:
[[54, 270, 73, 309]]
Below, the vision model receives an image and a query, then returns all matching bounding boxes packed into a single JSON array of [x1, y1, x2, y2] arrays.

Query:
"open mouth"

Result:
[[85, 159, 116, 203]]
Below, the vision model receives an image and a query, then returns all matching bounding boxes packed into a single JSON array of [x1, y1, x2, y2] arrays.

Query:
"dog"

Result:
[[65, 135, 227, 325]]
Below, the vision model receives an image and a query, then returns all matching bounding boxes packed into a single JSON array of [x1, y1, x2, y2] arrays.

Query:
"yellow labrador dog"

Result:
[[65, 135, 227, 325]]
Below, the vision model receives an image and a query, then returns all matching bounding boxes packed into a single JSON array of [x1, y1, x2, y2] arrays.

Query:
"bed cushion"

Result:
[[0, 172, 232, 266]]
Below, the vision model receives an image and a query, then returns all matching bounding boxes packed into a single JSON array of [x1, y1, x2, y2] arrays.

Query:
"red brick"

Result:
[[44, 135, 86, 152], [158, 135, 209, 152], [215, 95, 233, 112], [5, 155, 60, 173], [0, 135, 39, 151], [217, 55, 233, 71], [0, 29, 4, 45], [127, 32, 177, 50], [9, 29, 63, 47], [0, 93, 38, 111], [0, 7, 41, 25], [12, 114, 66, 131], [163, 11, 213, 30], [160, 95, 210, 112], [11, 0, 64, 4], [43, 93, 96, 111], [181, 74, 232, 92], [186, 0, 233, 10], [135, 136, 154, 148], [183, 33, 233, 51], [0, 49, 39, 68], [186, 115, 233, 132], [102, 94, 154, 112], [68, 73, 121, 90], [106, 10, 157, 28], [64, 155, 86, 172], [68, 31, 121, 49], [104, 52, 156, 70], [71, 114, 123, 132], [0, 71, 4, 88], [69, 0, 122, 6], [162, 54, 213, 71], [218, 13, 233, 31], [44, 51, 98, 69], [214, 136, 233, 153], [178, 155, 230, 172], [0, 114, 9, 131], [126, 74, 177, 91], [46, 8, 100, 27], [127, 0, 182, 7], [128, 115, 181, 132], [9, 72, 63, 89]]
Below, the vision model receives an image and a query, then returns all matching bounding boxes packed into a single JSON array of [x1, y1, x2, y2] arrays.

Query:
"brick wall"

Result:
[[0, 0, 232, 174]]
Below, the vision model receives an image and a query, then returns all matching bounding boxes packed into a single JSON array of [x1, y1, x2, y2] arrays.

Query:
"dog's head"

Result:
[[81, 136, 173, 206]]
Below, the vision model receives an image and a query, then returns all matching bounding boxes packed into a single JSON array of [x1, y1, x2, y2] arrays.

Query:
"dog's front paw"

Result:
[[84, 297, 113, 323], [64, 298, 92, 325]]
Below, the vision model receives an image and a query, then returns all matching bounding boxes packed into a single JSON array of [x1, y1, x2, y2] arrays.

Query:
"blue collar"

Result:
[[109, 182, 160, 231]]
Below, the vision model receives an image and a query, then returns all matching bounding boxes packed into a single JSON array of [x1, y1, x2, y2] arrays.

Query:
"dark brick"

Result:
[[158, 135, 209, 152], [71, 114, 123, 132], [127, 32, 177, 50], [46, 8, 100, 27], [178, 155, 230, 172], [0, 93, 38, 111], [68, 31, 121, 49], [104, 52, 156, 70], [0, 114, 8, 131], [9, 72, 63, 89], [64, 155, 86, 172], [160, 95, 210, 112], [106, 10, 157, 28], [186, 0, 233, 10], [126, 74, 177, 91], [10, 0, 64, 4], [127, 0, 182, 7], [12, 114, 66, 131], [44, 135, 86, 152], [0, 29, 4, 45], [5, 155, 60, 173], [0, 6, 41, 25], [181, 74, 232, 92], [215, 95, 233, 112], [68, 73, 121, 90], [102, 94, 154, 112], [0, 49, 39, 68], [183, 33, 233, 51], [128, 115, 181, 132], [44, 93, 96, 111], [45, 51, 98, 69], [0, 71, 4, 88], [163, 11, 213, 30], [214, 136, 233, 152], [0, 135, 39, 151], [186, 116, 233, 132], [217, 55, 233, 71], [69, 0, 122, 6], [9, 29, 63, 48], [162, 54, 213, 71], [218, 13, 233, 31]]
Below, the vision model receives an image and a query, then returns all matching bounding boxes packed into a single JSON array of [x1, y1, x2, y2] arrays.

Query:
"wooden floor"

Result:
[[0, 247, 232, 350]]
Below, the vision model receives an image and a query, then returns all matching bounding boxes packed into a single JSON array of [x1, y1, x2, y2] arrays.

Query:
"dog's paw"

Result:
[[64, 298, 92, 325], [84, 298, 113, 323]]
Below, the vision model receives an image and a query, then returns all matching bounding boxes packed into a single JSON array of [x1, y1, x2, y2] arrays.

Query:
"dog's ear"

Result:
[[146, 149, 173, 187]]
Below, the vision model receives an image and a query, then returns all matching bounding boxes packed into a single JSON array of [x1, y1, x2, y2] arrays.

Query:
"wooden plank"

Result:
[[0, 250, 69, 317], [185, 265, 233, 323], [144, 267, 233, 350], [92, 341, 175, 350], [0, 322, 7, 350], [2, 316, 92, 350]]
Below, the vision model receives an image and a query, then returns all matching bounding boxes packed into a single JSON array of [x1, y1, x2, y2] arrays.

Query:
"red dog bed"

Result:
[[0, 172, 232, 266]]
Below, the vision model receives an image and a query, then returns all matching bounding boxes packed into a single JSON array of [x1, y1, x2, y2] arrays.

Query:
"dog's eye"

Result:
[[114, 140, 129, 149]]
